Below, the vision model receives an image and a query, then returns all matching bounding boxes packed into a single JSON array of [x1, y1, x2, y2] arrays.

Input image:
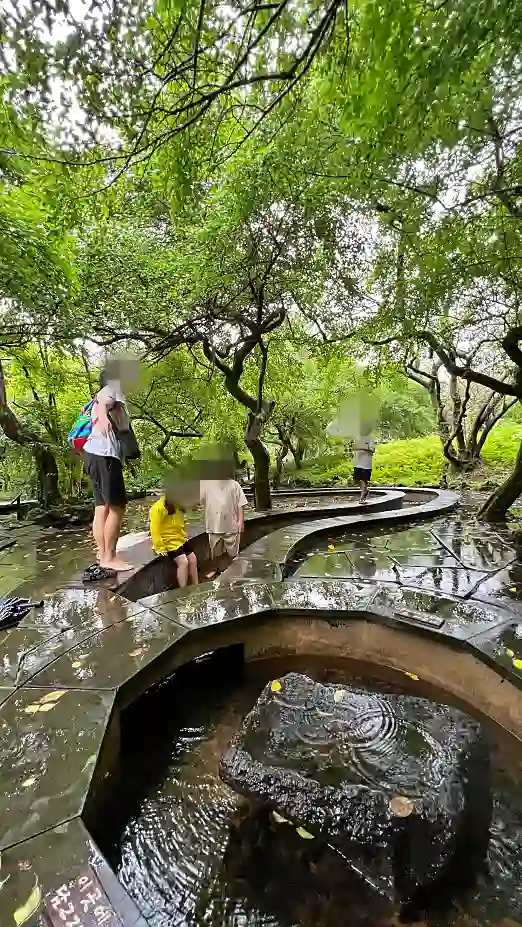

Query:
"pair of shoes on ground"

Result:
[[83, 563, 118, 582]]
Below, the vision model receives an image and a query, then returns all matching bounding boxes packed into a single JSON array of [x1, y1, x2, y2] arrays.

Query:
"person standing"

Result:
[[353, 431, 376, 504], [200, 472, 248, 571], [83, 362, 133, 578]]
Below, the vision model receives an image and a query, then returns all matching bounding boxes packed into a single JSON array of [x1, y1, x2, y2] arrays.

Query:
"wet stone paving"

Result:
[[3, 490, 522, 926]]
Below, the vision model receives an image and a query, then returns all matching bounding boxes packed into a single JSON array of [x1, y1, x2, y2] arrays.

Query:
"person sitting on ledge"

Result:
[[149, 482, 199, 588]]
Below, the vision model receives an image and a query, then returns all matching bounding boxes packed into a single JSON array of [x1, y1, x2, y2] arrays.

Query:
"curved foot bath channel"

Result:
[[3, 488, 522, 927]]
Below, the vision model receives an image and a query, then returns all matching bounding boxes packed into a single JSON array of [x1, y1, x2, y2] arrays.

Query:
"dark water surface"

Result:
[[103, 654, 522, 927]]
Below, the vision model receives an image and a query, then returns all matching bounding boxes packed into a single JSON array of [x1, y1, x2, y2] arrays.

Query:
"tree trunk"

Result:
[[246, 410, 272, 509], [33, 445, 61, 508], [292, 438, 306, 469], [479, 438, 522, 521], [0, 357, 61, 509], [273, 442, 290, 489]]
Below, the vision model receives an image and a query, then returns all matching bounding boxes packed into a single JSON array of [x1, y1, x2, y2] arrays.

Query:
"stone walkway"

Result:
[[3, 486, 522, 927]]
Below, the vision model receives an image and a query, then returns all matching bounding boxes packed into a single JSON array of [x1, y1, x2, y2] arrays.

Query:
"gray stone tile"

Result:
[[218, 558, 283, 583], [432, 524, 517, 572], [473, 564, 522, 611], [147, 581, 275, 628], [0, 685, 14, 706], [0, 687, 114, 849], [381, 527, 440, 553], [394, 566, 487, 599], [27, 608, 185, 690], [18, 587, 147, 633], [294, 550, 399, 582], [372, 585, 510, 640], [0, 818, 146, 927], [270, 579, 377, 612], [294, 552, 356, 578], [469, 620, 522, 686], [0, 625, 99, 687]]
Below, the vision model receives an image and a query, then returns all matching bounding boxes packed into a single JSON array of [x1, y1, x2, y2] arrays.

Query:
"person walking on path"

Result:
[[353, 431, 376, 504], [83, 362, 134, 578]]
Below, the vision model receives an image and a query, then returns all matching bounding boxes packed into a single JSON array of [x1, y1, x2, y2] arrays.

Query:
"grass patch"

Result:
[[281, 423, 522, 488]]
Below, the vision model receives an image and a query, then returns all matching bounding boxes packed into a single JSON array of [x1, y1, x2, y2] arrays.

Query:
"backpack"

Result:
[[68, 398, 97, 455]]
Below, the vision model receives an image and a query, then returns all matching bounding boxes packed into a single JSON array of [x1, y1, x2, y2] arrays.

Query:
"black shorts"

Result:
[[167, 541, 194, 560], [84, 453, 127, 507], [353, 466, 372, 482]]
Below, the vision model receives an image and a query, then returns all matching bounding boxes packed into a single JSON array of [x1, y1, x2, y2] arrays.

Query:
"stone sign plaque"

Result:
[[41, 867, 122, 927], [393, 607, 444, 629]]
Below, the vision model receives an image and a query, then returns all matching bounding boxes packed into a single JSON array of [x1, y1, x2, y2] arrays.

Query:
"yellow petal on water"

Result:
[[21, 776, 37, 788], [328, 545, 335, 551], [513, 658, 522, 670], [39, 691, 66, 704], [506, 649, 515, 658], [271, 680, 282, 692], [510, 587, 518, 593], [129, 648, 144, 658], [13, 880, 41, 925], [272, 811, 288, 824], [333, 689, 345, 703], [23, 705, 40, 715], [296, 827, 315, 840], [38, 703, 56, 712], [71, 662, 82, 669], [284, 536, 290, 539], [405, 673, 419, 681]]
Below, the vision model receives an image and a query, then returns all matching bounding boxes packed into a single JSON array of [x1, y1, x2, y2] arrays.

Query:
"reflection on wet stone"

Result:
[[0, 687, 114, 849], [470, 622, 522, 681], [146, 581, 276, 628], [220, 673, 492, 916]]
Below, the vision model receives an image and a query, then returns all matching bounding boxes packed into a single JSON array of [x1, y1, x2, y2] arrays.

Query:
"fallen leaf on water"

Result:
[[71, 662, 82, 668], [333, 689, 345, 703], [405, 673, 419, 681], [328, 544, 335, 551], [38, 703, 56, 712], [513, 658, 522, 670], [271, 680, 282, 692], [129, 648, 144, 657], [296, 827, 315, 839], [21, 777, 37, 788], [13, 879, 41, 925], [272, 811, 288, 824], [510, 587, 518, 593], [284, 536, 290, 539], [40, 691, 66, 704], [23, 705, 40, 715], [506, 649, 515, 658]]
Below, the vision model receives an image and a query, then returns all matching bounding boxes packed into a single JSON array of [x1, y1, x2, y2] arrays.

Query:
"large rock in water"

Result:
[[220, 673, 491, 916]]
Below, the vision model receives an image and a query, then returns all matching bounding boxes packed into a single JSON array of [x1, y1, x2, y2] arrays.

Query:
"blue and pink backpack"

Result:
[[68, 398, 97, 454]]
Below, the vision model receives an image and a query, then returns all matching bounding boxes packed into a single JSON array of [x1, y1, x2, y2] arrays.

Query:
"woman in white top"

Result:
[[353, 432, 376, 504]]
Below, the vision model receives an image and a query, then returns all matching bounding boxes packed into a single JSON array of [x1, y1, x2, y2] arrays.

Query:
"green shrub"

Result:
[[281, 423, 522, 488]]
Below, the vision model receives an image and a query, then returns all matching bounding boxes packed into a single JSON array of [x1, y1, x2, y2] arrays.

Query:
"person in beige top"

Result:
[[200, 477, 248, 567]]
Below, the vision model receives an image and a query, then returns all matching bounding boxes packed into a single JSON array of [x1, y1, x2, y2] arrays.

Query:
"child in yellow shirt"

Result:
[[149, 487, 198, 588]]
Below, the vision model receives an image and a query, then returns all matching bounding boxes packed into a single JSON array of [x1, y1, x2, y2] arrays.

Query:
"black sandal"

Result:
[[83, 563, 118, 583]]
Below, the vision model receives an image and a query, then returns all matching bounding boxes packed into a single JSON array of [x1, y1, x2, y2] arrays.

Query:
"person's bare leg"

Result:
[[102, 505, 132, 571], [187, 552, 199, 586], [359, 480, 369, 504], [92, 505, 109, 563], [175, 554, 189, 587]]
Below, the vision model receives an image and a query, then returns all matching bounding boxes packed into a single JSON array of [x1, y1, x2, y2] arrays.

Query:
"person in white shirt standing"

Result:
[[353, 430, 376, 505], [200, 465, 248, 572], [83, 358, 137, 578]]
